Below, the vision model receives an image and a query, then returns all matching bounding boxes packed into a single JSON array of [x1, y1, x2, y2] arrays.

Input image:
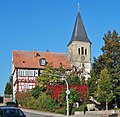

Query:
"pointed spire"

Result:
[[77, 3, 80, 13], [67, 4, 91, 46]]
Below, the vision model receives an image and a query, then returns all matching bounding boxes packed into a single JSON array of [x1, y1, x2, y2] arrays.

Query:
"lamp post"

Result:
[[42, 73, 70, 116], [61, 76, 70, 117]]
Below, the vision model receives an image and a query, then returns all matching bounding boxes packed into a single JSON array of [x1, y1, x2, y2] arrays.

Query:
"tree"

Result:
[[101, 30, 120, 106], [96, 68, 114, 110], [36, 63, 66, 92], [67, 75, 80, 85], [4, 82, 12, 95], [88, 30, 120, 107], [31, 86, 41, 99]]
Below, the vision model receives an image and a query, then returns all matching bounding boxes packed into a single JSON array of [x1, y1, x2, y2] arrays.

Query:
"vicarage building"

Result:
[[12, 9, 91, 100]]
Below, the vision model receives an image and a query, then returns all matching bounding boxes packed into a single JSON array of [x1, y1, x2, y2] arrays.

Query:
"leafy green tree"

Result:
[[4, 82, 12, 95], [67, 75, 80, 85], [96, 68, 114, 110], [36, 66, 58, 91], [88, 30, 120, 107], [101, 30, 120, 105], [87, 70, 98, 97], [31, 86, 41, 99]]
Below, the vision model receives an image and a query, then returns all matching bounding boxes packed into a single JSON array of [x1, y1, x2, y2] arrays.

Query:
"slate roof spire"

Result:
[[68, 6, 91, 46]]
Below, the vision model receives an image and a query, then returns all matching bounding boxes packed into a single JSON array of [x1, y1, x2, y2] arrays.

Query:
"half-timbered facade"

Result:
[[12, 49, 71, 101]]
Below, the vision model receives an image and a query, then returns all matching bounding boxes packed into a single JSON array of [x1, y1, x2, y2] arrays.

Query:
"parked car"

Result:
[[0, 106, 26, 117], [6, 101, 18, 107]]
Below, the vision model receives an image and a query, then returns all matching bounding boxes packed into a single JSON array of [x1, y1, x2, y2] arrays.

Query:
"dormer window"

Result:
[[39, 58, 46, 66]]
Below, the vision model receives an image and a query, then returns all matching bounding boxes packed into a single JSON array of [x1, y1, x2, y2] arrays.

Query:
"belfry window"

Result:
[[78, 48, 80, 55], [81, 47, 84, 55], [85, 49, 87, 55]]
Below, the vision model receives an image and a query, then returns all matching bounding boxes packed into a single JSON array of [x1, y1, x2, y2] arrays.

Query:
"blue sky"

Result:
[[0, 0, 120, 96]]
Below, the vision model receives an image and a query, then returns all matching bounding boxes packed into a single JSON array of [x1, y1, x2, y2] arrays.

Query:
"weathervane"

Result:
[[77, 3, 80, 12]]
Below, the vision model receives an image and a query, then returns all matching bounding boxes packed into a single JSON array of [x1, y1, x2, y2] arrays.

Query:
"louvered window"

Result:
[[85, 49, 87, 55], [81, 47, 84, 55], [78, 48, 80, 55]]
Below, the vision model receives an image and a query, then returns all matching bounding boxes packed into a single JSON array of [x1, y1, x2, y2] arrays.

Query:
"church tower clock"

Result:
[[67, 8, 91, 79]]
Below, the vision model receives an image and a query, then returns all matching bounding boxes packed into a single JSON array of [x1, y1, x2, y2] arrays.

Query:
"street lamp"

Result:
[[42, 73, 70, 116], [61, 76, 70, 117]]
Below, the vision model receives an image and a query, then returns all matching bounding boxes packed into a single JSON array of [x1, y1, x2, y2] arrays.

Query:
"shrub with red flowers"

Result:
[[47, 84, 65, 100], [47, 84, 89, 103], [71, 85, 88, 102]]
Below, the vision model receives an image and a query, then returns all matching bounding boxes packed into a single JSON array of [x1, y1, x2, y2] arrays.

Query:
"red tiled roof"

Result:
[[12, 50, 72, 70]]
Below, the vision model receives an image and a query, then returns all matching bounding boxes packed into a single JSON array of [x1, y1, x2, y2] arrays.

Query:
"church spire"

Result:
[[67, 5, 91, 46], [77, 3, 80, 13]]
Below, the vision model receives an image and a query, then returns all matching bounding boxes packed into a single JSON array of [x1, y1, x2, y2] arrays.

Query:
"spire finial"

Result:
[[77, 3, 80, 12]]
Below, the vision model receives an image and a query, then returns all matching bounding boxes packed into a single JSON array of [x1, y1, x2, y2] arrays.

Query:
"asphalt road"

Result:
[[24, 111, 55, 117], [23, 108, 119, 117]]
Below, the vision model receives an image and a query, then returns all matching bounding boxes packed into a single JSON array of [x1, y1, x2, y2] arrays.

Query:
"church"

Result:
[[12, 8, 91, 100], [67, 9, 91, 80]]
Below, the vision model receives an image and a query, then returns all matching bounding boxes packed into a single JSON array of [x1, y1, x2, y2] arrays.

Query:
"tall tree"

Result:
[[4, 82, 13, 95], [96, 68, 113, 110], [88, 30, 120, 107], [101, 30, 120, 104]]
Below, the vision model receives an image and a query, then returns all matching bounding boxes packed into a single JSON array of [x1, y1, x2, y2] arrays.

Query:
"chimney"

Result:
[[34, 49, 37, 57]]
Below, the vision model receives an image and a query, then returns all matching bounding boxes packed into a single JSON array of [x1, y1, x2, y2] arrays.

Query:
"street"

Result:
[[22, 108, 120, 117], [24, 111, 54, 117], [22, 108, 66, 117]]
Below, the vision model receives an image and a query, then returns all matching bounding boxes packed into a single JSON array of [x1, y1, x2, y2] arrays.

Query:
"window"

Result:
[[28, 70, 34, 76], [25, 70, 29, 76], [78, 48, 80, 55], [34, 70, 38, 76], [24, 83, 29, 90], [18, 69, 25, 76], [85, 49, 87, 55], [82, 63, 85, 68], [81, 47, 84, 55], [0, 109, 3, 116], [40, 58, 46, 66], [18, 69, 34, 76]]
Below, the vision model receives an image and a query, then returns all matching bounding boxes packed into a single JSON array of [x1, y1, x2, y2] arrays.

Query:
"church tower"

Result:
[[67, 7, 91, 79]]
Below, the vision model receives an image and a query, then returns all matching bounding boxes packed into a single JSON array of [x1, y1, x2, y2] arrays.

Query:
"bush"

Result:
[[31, 86, 41, 99], [55, 106, 67, 115], [27, 97, 36, 109], [34, 93, 55, 112], [16, 91, 32, 107]]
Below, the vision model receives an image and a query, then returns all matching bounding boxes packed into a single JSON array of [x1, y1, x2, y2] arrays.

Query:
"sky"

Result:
[[0, 0, 120, 96]]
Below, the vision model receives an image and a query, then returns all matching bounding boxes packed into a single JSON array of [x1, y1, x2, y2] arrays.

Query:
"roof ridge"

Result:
[[40, 51, 66, 55], [13, 50, 66, 55]]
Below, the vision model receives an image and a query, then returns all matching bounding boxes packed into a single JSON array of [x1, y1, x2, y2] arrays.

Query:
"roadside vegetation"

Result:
[[16, 64, 89, 115]]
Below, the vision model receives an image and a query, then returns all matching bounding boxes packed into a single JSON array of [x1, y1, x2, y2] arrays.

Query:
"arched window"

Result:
[[81, 47, 84, 55], [85, 49, 87, 55], [78, 48, 80, 55]]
